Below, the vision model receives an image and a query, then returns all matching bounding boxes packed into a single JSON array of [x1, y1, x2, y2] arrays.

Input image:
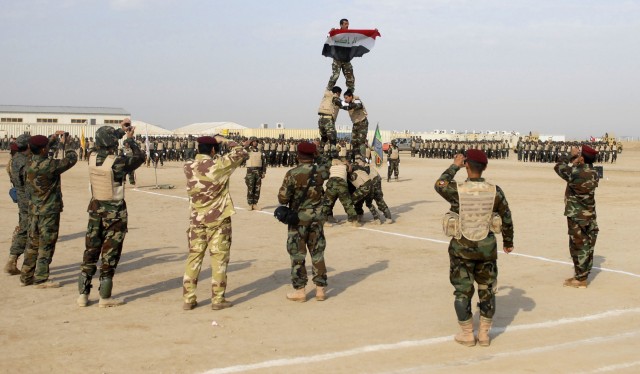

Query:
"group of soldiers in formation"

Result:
[[515, 138, 622, 163], [407, 138, 512, 160]]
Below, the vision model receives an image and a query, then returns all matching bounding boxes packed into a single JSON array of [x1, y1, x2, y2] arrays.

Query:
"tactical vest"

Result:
[[390, 148, 399, 160], [368, 165, 379, 179], [276, 144, 283, 152], [329, 160, 347, 180], [247, 151, 262, 168], [457, 181, 496, 241], [89, 154, 123, 201], [338, 146, 347, 157], [318, 90, 339, 119], [365, 148, 371, 158], [347, 97, 368, 123], [157, 142, 164, 150], [350, 169, 369, 188]]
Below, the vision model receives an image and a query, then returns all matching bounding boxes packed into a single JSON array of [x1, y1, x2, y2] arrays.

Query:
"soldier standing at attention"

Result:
[[387, 140, 400, 181], [342, 89, 369, 157], [182, 135, 249, 311], [326, 19, 354, 92], [278, 142, 331, 302], [245, 137, 267, 210], [4, 134, 30, 275], [554, 145, 599, 288], [21, 132, 78, 288], [435, 150, 514, 347], [76, 121, 145, 307]]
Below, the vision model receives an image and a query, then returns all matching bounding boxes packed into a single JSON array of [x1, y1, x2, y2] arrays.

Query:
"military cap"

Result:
[[297, 142, 316, 156], [581, 144, 598, 156], [197, 136, 217, 145], [466, 149, 488, 165], [10, 142, 18, 152], [16, 134, 31, 148], [29, 135, 49, 147]]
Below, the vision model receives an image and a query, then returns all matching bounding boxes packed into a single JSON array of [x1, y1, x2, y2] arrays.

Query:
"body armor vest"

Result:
[[247, 151, 262, 168], [390, 148, 399, 159], [338, 147, 347, 157], [318, 90, 338, 118], [89, 154, 123, 201], [457, 180, 496, 241], [350, 169, 369, 188], [347, 97, 368, 123], [329, 160, 347, 180]]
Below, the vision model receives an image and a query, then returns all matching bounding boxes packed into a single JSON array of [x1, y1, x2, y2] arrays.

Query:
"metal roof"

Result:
[[0, 105, 130, 116]]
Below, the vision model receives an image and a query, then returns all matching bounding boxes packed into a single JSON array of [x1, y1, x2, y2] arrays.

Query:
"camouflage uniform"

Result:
[[8, 136, 31, 261], [434, 164, 514, 322], [328, 59, 354, 92], [554, 156, 599, 281], [21, 139, 78, 285], [244, 144, 267, 206], [318, 90, 342, 150], [344, 96, 369, 156], [182, 141, 247, 306], [321, 159, 358, 222], [278, 155, 331, 290], [387, 144, 400, 181], [78, 128, 145, 301]]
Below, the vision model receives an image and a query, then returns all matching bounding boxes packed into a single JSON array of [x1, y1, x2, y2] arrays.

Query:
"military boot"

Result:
[[286, 287, 306, 302], [477, 317, 492, 347], [563, 277, 587, 288], [98, 277, 124, 307], [4, 255, 21, 275], [384, 209, 394, 224], [315, 286, 326, 301], [77, 294, 89, 307], [211, 300, 233, 310], [99, 297, 125, 308], [351, 219, 362, 228], [454, 319, 476, 347]]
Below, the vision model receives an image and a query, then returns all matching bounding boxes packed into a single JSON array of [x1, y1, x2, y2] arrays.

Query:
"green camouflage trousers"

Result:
[[371, 176, 390, 214], [245, 168, 263, 205], [78, 214, 128, 298], [287, 221, 327, 289], [328, 59, 355, 92], [351, 119, 369, 156], [183, 217, 232, 304], [20, 213, 61, 285], [449, 250, 498, 321], [388, 159, 399, 179], [9, 202, 29, 257], [318, 116, 337, 148], [567, 217, 599, 281], [322, 177, 357, 221]]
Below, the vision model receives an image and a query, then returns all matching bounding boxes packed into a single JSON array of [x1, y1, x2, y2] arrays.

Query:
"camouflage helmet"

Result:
[[16, 134, 31, 148], [95, 126, 120, 149]]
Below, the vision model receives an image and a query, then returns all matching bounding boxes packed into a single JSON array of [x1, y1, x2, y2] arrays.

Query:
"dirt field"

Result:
[[1, 145, 639, 374]]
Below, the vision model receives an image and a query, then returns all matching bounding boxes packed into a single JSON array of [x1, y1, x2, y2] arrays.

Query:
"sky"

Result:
[[1, 0, 639, 139]]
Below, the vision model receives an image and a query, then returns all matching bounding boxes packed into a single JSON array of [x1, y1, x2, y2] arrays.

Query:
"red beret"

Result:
[[466, 149, 488, 165], [197, 136, 217, 145], [29, 135, 49, 147], [10, 143, 19, 152], [582, 145, 598, 156], [297, 142, 316, 156]]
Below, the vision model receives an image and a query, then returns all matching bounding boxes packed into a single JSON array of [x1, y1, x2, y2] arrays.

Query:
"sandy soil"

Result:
[[1, 146, 639, 374]]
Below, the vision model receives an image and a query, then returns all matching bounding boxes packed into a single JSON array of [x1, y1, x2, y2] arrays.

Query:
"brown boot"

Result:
[[4, 255, 21, 275], [563, 277, 587, 288], [286, 287, 306, 302], [477, 317, 492, 346], [454, 319, 476, 347], [315, 286, 326, 301], [211, 300, 233, 310]]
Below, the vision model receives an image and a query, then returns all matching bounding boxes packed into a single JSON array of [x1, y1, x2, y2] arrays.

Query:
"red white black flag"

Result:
[[322, 29, 381, 62]]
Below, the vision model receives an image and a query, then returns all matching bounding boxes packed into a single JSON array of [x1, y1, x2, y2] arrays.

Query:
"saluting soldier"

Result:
[[245, 137, 267, 210]]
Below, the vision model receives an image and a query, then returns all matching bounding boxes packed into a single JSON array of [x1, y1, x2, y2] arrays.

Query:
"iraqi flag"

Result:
[[322, 29, 381, 62]]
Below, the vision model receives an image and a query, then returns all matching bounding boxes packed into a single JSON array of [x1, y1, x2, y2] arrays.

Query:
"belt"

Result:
[[320, 114, 333, 118]]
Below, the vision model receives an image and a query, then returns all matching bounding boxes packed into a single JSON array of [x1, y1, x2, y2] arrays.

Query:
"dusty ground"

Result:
[[1, 144, 639, 374]]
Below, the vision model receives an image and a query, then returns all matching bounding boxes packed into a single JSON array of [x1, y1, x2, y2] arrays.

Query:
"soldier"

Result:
[[77, 121, 145, 307], [245, 137, 267, 210], [342, 89, 369, 157], [4, 135, 31, 275], [20, 132, 78, 287], [435, 150, 514, 347], [367, 160, 394, 224], [326, 18, 355, 92], [182, 135, 248, 311], [554, 145, 599, 288], [350, 156, 381, 224], [387, 140, 400, 182], [318, 86, 342, 152], [278, 142, 331, 302], [322, 157, 359, 226]]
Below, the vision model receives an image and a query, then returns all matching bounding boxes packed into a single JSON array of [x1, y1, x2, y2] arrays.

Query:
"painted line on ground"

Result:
[[132, 188, 640, 279], [583, 360, 640, 373], [201, 308, 640, 374]]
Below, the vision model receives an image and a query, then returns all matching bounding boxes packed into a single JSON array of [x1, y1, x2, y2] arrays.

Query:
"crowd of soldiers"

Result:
[[515, 138, 622, 163], [408, 138, 512, 160]]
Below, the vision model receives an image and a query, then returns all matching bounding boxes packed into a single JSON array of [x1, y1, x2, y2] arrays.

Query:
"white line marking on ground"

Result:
[[132, 188, 640, 279], [583, 360, 640, 373], [201, 308, 640, 374]]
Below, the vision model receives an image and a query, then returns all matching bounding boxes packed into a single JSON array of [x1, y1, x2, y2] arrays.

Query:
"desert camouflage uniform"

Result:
[[78, 132, 145, 299], [434, 164, 514, 322], [554, 155, 599, 281], [21, 141, 78, 285], [9, 150, 31, 259], [278, 155, 331, 290], [182, 141, 247, 304]]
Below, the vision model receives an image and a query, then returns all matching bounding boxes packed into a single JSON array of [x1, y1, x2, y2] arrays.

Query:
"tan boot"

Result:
[[4, 255, 21, 275], [77, 294, 89, 307], [315, 286, 326, 301], [99, 297, 125, 308], [286, 287, 306, 302], [477, 317, 492, 346], [454, 319, 476, 347], [563, 277, 587, 288], [253, 204, 260, 211], [34, 281, 61, 289], [351, 219, 362, 227]]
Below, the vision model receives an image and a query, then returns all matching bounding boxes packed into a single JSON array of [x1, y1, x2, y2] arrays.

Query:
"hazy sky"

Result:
[[1, 0, 639, 138]]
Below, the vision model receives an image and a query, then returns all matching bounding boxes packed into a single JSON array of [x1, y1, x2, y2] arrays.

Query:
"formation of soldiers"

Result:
[[515, 138, 622, 164], [409, 137, 511, 160]]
